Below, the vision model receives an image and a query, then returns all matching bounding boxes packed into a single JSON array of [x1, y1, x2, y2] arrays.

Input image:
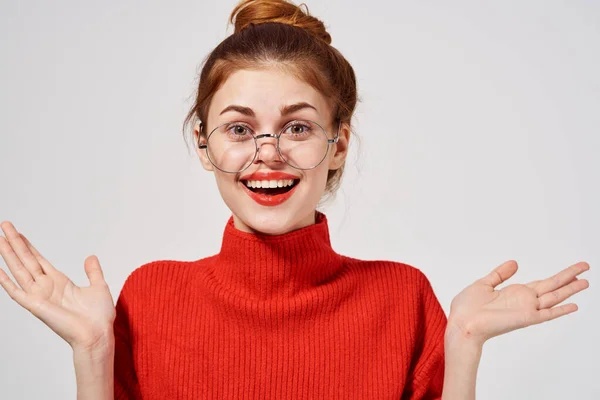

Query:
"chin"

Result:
[[217, 173, 324, 235], [229, 198, 318, 236], [236, 206, 310, 235], [247, 214, 294, 235]]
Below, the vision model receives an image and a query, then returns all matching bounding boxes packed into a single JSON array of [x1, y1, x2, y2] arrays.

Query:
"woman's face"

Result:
[[194, 66, 349, 235]]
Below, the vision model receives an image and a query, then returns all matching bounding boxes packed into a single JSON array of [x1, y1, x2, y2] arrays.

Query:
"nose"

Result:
[[254, 133, 282, 164]]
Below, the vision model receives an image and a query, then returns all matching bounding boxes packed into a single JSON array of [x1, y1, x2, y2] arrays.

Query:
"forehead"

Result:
[[207, 67, 332, 123]]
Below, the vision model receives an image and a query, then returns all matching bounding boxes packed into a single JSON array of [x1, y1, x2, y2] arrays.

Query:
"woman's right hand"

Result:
[[0, 221, 116, 353]]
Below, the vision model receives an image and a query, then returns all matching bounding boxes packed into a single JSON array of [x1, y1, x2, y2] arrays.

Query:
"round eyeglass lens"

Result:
[[206, 124, 257, 173], [278, 120, 329, 170]]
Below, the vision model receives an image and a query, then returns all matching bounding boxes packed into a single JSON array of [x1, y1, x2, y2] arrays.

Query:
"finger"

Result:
[[84, 255, 106, 287], [0, 268, 78, 341], [533, 262, 590, 297], [527, 275, 578, 289], [530, 303, 579, 325], [478, 260, 518, 288], [0, 222, 45, 279], [20, 233, 57, 274], [0, 267, 36, 310], [538, 279, 589, 309], [0, 235, 35, 291]]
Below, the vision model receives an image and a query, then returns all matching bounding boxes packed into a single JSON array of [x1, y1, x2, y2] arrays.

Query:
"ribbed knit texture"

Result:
[[113, 212, 447, 399]]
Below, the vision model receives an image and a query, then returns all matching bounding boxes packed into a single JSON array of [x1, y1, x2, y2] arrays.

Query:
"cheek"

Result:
[[327, 146, 339, 166], [213, 171, 238, 197], [302, 165, 330, 195]]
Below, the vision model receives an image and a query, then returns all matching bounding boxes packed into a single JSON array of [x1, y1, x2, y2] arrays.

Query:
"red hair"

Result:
[[183, 0, 358, 194]]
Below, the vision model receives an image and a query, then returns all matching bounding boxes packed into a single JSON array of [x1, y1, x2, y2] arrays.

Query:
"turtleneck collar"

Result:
[[208, 211, 345, 300]]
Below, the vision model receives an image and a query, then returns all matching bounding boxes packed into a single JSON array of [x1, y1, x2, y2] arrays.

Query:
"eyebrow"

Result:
[[219, 102, 319, 117]]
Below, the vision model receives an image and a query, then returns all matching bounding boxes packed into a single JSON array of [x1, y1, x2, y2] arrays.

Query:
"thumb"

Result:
[[84, 255, 106, 287], [478, 260, 518, 288]]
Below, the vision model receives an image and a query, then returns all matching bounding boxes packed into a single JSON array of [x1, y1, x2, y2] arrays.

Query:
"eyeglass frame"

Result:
[[197, 119, 341, 174]]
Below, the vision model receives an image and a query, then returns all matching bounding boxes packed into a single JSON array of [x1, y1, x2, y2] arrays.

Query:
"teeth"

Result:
[[245, 179, 296, 188]]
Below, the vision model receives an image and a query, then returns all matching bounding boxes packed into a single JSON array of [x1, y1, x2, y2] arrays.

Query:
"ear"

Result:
[[328, 121, 350, 170], [194, 122, 214, 172]]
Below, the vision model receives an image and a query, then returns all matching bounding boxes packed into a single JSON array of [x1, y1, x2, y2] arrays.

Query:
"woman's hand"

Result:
[[446, 260, 590, 348], [0, 221, 116, 353]]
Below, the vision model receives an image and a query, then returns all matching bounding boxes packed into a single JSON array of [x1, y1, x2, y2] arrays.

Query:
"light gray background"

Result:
[[1, 0, 598, 398]]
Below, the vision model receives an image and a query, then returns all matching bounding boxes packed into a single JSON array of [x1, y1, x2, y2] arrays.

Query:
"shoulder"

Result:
[[341, 256, 444, 313], [118, 255, 217, 298], [342, 255, 434, 291], [340, 256, 447, 337]]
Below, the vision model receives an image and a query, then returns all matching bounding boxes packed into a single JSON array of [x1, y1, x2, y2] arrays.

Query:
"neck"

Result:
[[209, 211, 344, 300]]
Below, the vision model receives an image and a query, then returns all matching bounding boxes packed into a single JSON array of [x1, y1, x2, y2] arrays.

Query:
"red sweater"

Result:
[[113, 212, 447, 399]]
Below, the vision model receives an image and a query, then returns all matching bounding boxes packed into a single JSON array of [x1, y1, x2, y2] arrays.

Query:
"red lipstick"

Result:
[[239, 171, 299, 181], [239, 171, 300, 207]]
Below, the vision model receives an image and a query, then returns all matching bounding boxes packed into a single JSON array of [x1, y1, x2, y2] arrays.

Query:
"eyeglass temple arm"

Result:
[[198, 121, 207, 149], [329, 119, 341, 143]]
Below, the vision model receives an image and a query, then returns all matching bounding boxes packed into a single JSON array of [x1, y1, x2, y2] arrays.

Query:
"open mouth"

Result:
[[242, 179, 300, 196]]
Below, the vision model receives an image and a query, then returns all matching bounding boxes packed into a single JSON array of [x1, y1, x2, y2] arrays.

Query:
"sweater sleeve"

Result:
[[402, 270, 447, 400], [113, 273, 143, 399]]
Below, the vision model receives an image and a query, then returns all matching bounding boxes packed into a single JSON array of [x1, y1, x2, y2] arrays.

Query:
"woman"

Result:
[[0, 0, 591, 399]]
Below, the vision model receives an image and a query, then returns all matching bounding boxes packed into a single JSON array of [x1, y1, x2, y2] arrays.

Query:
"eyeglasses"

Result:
[[198, 119, 340, 174]]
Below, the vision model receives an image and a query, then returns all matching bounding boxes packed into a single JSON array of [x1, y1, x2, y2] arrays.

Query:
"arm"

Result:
[[0, 225, 117, 400], [113, 273, 143, 399], [72, 332, 115, 400], [441, 321, 483, 400], [401, 270, 447, 400], [440, 260, 590, 400], [72, 273, 144, 400]]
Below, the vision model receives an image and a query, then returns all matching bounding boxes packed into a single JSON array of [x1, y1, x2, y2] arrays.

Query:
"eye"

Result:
[[231, 125, 248, 135], [225, 123, 252, 137], [285, 122, 312, 135], [290, 125, 305, 134]]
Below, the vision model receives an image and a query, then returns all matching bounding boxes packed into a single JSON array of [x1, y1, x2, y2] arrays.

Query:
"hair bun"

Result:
[[230, 0, 332, 44]]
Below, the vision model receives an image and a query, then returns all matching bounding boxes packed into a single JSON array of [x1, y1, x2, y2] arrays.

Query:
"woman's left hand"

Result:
[[446, 260, 590, 347]]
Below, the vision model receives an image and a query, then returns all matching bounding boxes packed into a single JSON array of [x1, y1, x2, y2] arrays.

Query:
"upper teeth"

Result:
[[245, 179, 295, 189]]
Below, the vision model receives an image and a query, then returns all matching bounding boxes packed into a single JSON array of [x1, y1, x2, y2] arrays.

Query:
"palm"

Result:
[[0, 221, 116, 351], [448, 260, 590, 346], [24, 266, 115, 346]]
